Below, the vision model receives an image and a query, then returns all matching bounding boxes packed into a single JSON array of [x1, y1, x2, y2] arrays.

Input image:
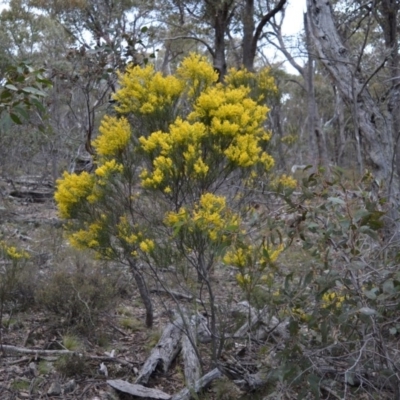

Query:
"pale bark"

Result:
[[304, 12, 330, 173], [269, 12, 329, 170], [374, 0, 400, 185], [171, 368, 222, 400], [0, 345, 135, 367], [332, 88, 347, 165], [135, 317, 183, 385], [107, 380, 171, 399], [181, 322, 201, 386], [306, 0, 400, 204]]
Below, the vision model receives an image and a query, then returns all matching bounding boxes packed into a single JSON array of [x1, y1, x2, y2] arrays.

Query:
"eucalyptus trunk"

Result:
[[304, 12, 330, 173], [209, 0, 233, 81], [306, 0, 400, 206], [241, 0, 288, 71]]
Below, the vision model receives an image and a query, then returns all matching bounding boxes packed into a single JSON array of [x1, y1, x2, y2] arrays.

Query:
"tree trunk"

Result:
[[306, 0, 400, 205], [242, 0, 255, 71], [128, 259, 153, 328], [268, 10, 328, 171], [375, 0, 400, 188], [333, 88, 347, 165], [212, 1, 231, 81], [269, 103, 286, 170], [242, 0, 288, 71], [304, 12, 330, 173]]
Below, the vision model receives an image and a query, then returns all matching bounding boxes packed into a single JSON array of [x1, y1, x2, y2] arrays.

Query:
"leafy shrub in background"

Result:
[[36, 261, 118, 334], [248, 168, 400, 398], [0, 62, 53, 176], [0, 61, 52, 125]]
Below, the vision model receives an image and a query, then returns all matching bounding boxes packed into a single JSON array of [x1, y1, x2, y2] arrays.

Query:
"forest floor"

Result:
[[0, 176, 247, 400], [0, 175, 397, 400]]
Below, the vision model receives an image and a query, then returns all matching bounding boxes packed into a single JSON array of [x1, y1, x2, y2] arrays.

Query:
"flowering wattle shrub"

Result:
[[54, 53, 291, 329]]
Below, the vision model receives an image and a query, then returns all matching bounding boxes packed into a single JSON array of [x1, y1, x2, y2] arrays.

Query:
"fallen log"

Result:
[[171, 368, 222, 400], [218, 358, 267, 392], [232, 301, 288, 340], [107, 368, 222, 400], [9, 190, 53, 203], [193, 313, 211, 344], [107, 379, 171, 399], [233, 301, 258, 338], [181, 320, 201, 386], [0, 345, 136, 367], [135, 317, 183, 385]]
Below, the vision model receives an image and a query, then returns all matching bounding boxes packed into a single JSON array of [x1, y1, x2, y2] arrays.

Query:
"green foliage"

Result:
[[36, 262, 118, 334], [256, 167, 399, 396], [11, 379, 30, 391], [55, 354, 89, 378], [0, 61, 52, 126], [38, 360, 52, 375], [119, 316, 143, 332], [211, 377, 241, 400], [62, 335, 82, 351]]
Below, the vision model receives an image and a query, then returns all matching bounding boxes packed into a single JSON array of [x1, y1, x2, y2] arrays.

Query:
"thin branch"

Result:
[[251, 0, 288, 57]]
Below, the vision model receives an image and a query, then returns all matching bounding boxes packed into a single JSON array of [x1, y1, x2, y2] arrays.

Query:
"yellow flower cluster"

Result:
[[140, 82, 274, 189], [272, 174, 297, 190], [322, 291, 346, 309], [260, 243, 284, 265], [224, 243, 283, 288], [189, 86, 273, 170], [292, 307, 310, 322], [0, 242, 30, 260], [93, 116, 131, 157], [225, 66, 277, 103], [177, 53, 218, 97], [225, 68, 256, 89], [224, 243, 283, 269], [236, 273, 251, 286], [55, 172, 94, 218], [281, 134, 298, 145], [69, 222, 102, 249], [95, 159, 123, 178], [139, 239, 155, 253], [113, 64, 183, 115], [139, 119, 209, 188], [257, 68, 278, 93], [140, 156, 172, 188], [192, 193, 239, 241], [117, 216, 154, 255], [224, 134, 273, 168], [164, 207, 188, 226], [223, 246, 250, 268], [165, 193, 240, 243]]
